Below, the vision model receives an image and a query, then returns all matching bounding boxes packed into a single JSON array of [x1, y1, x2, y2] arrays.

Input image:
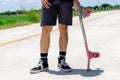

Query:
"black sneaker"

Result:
[[58, 57, 72, 72], [30, 59, 49, 74]]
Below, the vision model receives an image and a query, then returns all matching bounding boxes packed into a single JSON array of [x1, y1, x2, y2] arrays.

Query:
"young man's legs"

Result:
[[58, 23, 68, 51], [30, 1, 73, 74], [57, 1, 72, 72], [40, 26, 53, 53], [30, 26, 52, 74], [58, 23, 71, 72]]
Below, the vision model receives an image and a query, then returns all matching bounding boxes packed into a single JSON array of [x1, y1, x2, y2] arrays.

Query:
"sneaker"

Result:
[[58, 57, 72, 72], [30, 59, 49, 74]]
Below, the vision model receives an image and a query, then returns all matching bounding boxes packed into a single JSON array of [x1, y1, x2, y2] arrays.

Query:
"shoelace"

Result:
[[60, 59, 69, 67], [36, 59, 43, 68]]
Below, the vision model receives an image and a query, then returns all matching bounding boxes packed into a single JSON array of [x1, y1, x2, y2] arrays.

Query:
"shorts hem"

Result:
[[58, 22, 72, 26], [40, 24, 56, 27]]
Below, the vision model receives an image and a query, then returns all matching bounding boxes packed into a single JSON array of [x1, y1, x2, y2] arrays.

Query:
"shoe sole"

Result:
[[58, 67, 72, 72], [58, 64, 72, 72], [30, 68, 49, 74]]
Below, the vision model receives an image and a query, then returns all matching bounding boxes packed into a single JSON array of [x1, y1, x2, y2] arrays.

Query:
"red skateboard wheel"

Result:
[[92, 52, 100, 58], [84, 8, 92, 17], [89, 51, 100, 59]]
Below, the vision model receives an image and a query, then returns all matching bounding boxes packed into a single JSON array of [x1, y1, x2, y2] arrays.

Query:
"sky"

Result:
[[0, 0, 120, 12]]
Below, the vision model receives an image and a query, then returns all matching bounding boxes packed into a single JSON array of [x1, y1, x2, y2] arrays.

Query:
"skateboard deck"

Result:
[[77, 7, 100, 71]]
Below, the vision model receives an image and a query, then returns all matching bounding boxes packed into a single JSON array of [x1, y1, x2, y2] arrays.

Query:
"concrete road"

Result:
[[0, 10, 120, 80]]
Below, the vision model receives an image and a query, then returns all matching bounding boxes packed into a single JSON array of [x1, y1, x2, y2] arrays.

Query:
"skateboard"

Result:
[[77, 7, 100, 71]]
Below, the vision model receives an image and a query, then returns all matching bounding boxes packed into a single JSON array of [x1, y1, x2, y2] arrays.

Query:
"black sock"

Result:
[[59, 51, 66, 60], [40, 53, 48, 62]]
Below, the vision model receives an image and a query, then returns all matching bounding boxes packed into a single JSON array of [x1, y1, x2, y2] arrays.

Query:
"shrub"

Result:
[[25, 9, 41, 23]]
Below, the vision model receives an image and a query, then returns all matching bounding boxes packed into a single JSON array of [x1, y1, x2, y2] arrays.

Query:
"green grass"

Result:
[[0, 15, 35, 29], [0, 10, 102, 30]]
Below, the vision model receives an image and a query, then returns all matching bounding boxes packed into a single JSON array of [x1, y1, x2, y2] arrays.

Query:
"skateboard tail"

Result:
[[85, 42, 92, 71]]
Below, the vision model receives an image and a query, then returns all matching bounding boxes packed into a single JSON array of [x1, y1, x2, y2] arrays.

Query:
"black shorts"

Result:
[[40, 1, 73, 26]]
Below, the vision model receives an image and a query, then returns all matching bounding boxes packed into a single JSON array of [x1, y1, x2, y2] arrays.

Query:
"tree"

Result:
[[114, 5, 120, 9], [93, 5, 99, 10], [101, 4, 113, 9]]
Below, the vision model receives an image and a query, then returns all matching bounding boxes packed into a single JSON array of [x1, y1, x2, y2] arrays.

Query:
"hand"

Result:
[[73, 0, 80, 8], [41, 0, 51, 9]]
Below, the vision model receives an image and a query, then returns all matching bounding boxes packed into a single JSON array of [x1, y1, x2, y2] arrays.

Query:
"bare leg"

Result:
[[40, 26, 53, 53], [58, 23, 68, 51]]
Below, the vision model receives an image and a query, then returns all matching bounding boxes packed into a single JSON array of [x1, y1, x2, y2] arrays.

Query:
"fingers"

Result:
[[41, 0, 51, 9], [73, 0, 80, 8]]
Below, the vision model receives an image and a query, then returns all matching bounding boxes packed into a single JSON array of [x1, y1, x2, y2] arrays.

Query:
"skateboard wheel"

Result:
[[89, 51, 100, 58], [85, 8, 92, 17], [86, 8, 92, 14], [92, 52, 100, 58]]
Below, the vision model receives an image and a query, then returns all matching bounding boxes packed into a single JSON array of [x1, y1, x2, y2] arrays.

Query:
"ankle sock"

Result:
[[40, 53, 48, 62], [59, 51, 66, 60]]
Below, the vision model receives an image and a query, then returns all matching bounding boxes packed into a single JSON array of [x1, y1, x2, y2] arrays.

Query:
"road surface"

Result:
[[0, 10, 120, 80]]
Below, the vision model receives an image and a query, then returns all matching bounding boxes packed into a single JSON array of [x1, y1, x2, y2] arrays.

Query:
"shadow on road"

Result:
[[47, 68, 104, 77]]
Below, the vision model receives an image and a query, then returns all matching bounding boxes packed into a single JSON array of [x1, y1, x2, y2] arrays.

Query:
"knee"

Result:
[[59, 24, 68, 36], [42, 26, 52, 35]]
